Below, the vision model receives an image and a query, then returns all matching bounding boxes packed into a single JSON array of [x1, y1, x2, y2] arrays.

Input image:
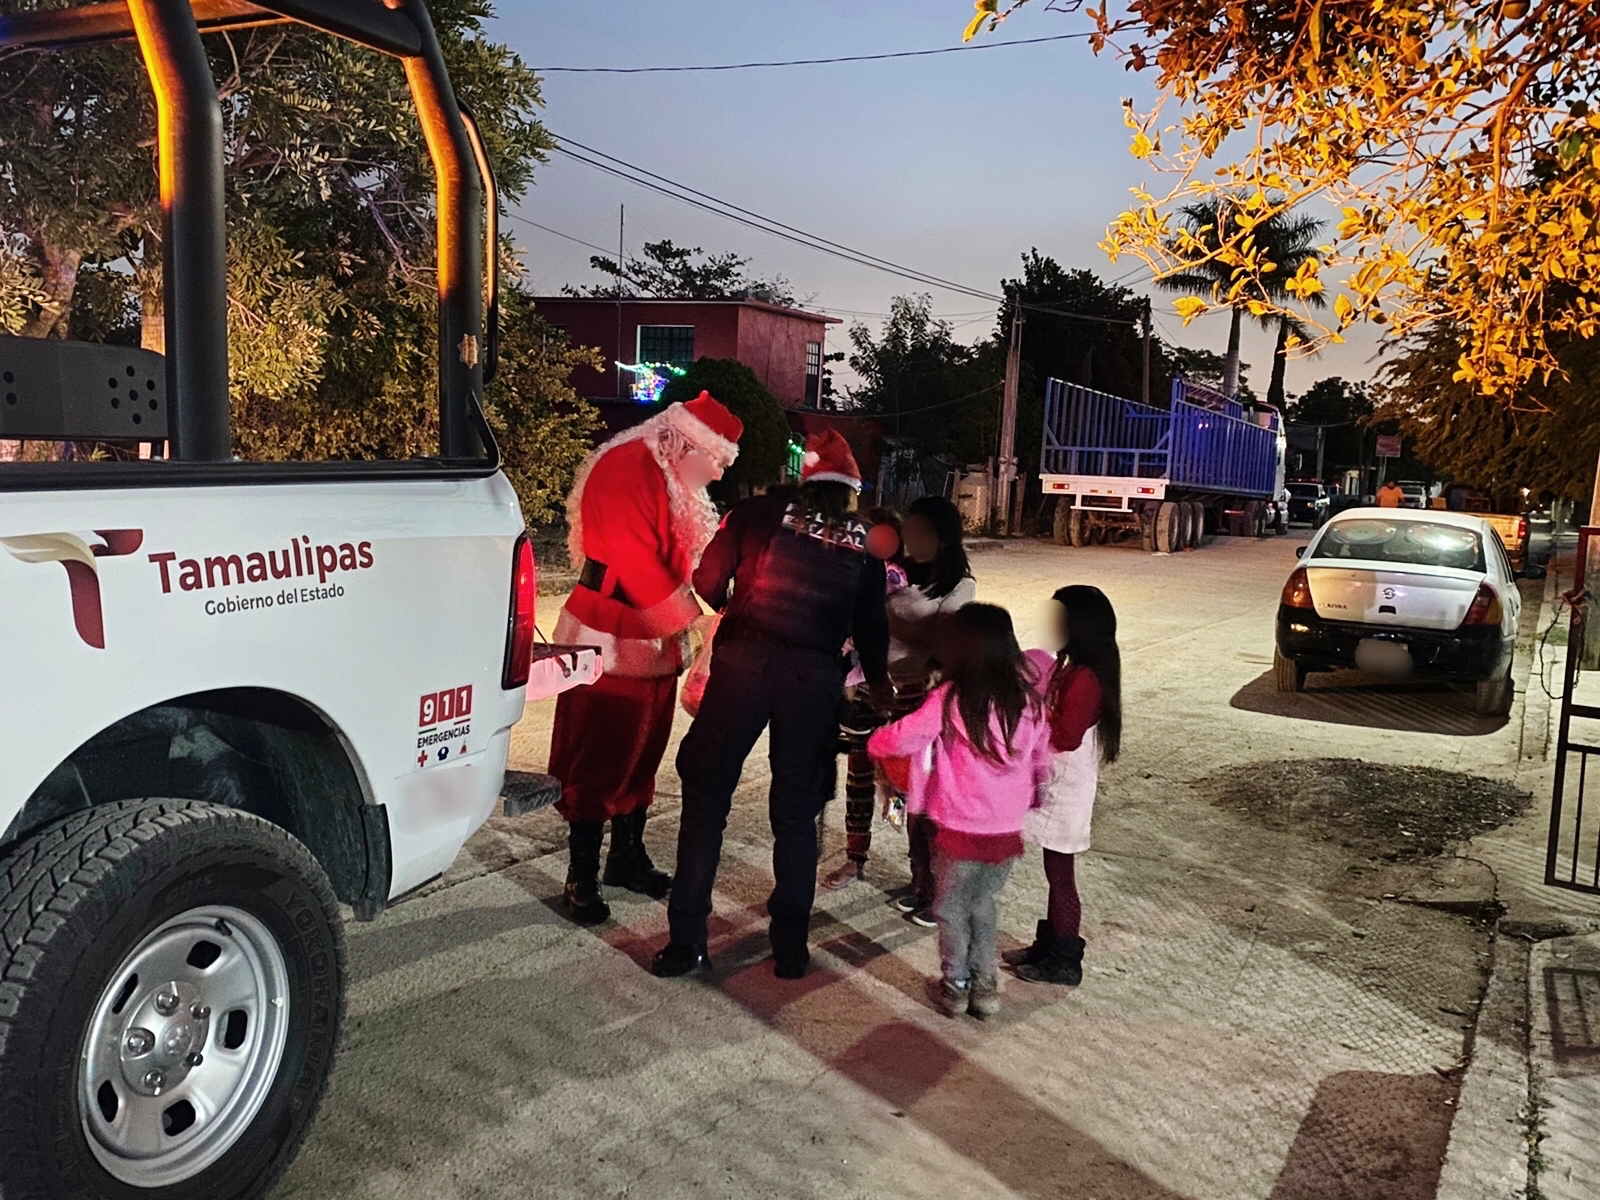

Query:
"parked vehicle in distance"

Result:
[[1396, 480, 1430, 509], [1274, 511, 1542, 715], [1041, 376, 1287, 553], [1327, 493, 1374, 519], [1438, 483, 1533, 574], [1286, 481, 1330, 527]]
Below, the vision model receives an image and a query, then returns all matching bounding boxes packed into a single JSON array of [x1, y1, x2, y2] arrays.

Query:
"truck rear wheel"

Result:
[[0, 800, 345, 1200], [1183, 501, 1203, 549], [1068, 508, 1088, 547], [1155, 501, 1180, 553]]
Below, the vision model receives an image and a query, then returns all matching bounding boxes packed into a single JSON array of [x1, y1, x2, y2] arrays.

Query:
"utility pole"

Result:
[[1140, 298, 1152, 407], [994, 307, 1024, 534], [615, 203, 625, 399]]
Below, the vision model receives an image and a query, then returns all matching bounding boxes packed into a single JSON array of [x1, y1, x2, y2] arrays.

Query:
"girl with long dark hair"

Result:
[[1008, 585, 1122, 986], [868, 604, 1051, 1018], [874, 494, 977, 917]]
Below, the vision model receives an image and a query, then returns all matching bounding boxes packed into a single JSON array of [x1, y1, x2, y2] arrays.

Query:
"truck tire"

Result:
[[1069, 509, 1089, 548], [1250, 501, 1267, 539], [1052, 499, 1070, 546], [0, 800, 345, 1200], [1273, 647, 1306, 693], [1155, 501, 1180, 553], [1183, 501, 1203, 549], [1475, 666, 1514, 716], [1139, 508, 1159, 553]]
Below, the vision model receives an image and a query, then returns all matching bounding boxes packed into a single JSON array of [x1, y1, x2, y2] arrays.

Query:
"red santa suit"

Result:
[[549, 393, 742, 823]]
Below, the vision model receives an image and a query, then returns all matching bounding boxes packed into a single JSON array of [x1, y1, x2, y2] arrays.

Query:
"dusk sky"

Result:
[[493, 0, 1382, 400]]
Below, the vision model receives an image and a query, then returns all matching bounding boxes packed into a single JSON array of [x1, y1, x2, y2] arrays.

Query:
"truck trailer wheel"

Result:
[[1273, 648, 1307, 693], [0, 800, 345, 1200], [1155, 502, 1180, 553]]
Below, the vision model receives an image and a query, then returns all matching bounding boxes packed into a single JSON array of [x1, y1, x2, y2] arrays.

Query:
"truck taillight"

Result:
[[502, 533, 536, 689], [1517, 516, 1528, 543], [1281, 566, 1315, 609], [1462, 581, 1503, 627]]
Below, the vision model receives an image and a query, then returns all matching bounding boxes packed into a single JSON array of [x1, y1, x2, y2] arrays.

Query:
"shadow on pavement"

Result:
[[1230, 670, 1507, 737], [1267, 1070, 1455, 1200]]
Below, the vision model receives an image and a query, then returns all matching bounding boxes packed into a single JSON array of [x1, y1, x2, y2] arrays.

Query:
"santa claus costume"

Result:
[[549, 391, 742, 924]]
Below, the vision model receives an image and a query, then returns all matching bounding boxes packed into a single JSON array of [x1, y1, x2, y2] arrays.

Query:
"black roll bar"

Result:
[[0, 0, 489, 463]]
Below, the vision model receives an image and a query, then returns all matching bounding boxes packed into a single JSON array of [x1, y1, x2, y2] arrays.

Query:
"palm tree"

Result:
[[1156, 196, 1326, 399]]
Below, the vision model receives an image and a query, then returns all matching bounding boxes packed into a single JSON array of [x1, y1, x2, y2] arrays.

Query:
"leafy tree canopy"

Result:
[[847, 294, 1005, 465], [572, 238, 795, 306], [0, 0, 597, 521], [1375, 324, 1600, 507], [979, 1, 1600, 398], [659, 356, 789, 503]]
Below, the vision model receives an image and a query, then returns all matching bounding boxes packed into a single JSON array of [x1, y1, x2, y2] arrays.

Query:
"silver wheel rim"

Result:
[[78, 904, 291, 1188]]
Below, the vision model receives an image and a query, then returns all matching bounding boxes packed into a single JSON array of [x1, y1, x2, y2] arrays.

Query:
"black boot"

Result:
[[1002, 920, 1053, 968], [602, 809, 672, 898], [1016, 934, 1085, 986], [563, 821, 611, 925]]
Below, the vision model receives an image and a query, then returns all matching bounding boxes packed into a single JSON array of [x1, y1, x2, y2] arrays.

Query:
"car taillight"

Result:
[[502, 532, 536, 689], [1462, 581, 1503, 627], [1281, 566, 1315, 609]]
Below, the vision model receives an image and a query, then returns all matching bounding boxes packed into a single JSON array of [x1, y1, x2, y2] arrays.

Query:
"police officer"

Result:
[[654, 431, 890, 980]]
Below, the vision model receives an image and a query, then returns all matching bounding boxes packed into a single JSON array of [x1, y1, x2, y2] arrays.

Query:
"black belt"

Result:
[[577, 558, 607, 591]]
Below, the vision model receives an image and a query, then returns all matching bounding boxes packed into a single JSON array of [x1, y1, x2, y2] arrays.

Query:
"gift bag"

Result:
[[679, 613, 720, 717]]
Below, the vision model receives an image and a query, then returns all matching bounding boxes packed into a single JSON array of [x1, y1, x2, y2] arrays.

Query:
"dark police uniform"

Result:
[[668, 492, 890, 964]]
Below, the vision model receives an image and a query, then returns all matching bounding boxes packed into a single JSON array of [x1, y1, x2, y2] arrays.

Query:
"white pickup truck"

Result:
[[0, 4, 590, 1198]]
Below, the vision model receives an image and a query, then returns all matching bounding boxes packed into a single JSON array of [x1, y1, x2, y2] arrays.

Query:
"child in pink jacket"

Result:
[[868, 603, 1051, 1018]]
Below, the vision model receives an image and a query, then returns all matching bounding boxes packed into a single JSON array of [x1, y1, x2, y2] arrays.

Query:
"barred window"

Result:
[[804, 341, 822, 405], [637, 325, 695, 366]]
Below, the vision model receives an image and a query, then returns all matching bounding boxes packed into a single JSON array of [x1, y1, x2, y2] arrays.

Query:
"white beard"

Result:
[[566, 415, 721, 573]]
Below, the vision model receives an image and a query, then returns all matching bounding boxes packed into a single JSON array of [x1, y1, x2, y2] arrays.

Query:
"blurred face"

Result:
[[1053, 602, 1071, 652], [675, 448, 725, 492], [901, 514, 941, 564]]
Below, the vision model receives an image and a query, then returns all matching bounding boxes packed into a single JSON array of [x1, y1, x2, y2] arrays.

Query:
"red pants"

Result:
[[550, 672, 676, 823]]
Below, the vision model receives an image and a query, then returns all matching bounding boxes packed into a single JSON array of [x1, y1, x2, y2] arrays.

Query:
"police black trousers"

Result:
[[669, 638, 843, 958]]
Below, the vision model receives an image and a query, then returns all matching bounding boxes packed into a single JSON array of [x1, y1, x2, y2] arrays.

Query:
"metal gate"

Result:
[[1548, 526, 1600, 894]]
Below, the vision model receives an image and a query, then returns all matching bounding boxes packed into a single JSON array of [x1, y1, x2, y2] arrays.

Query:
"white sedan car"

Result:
[[1274, 511, 1529, 714]]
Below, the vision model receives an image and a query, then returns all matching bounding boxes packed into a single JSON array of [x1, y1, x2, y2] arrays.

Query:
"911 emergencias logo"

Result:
[[1, 529, 144, 649], [417, 684, 473, 766]]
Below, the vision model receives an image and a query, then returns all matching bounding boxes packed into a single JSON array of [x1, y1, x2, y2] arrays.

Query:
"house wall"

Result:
[[734, 306, 830, 408], [532, 300, 741, 400]]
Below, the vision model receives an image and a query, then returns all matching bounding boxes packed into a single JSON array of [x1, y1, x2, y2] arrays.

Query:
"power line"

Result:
[[502, 212, 615, 257], [549, 133, 1139, 324], [535, 34, 1091, 74], [553, 135, 1003, 302]]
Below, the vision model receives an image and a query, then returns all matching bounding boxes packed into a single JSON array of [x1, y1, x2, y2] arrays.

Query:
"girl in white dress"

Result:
[[1006, 585, 1122, 985]]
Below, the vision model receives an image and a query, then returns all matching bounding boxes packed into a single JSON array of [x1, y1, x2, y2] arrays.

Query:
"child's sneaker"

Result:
[[907, 906, 937, 928], [892, 892, 919, 913], [937, 977, 970, 1018], [821, 860, 864, 891], [969, 975, 1000, 1019]]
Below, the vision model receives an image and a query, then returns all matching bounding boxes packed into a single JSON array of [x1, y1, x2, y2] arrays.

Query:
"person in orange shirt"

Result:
[[1376, 480, 1405, 508], [550, 392, 742, 924]]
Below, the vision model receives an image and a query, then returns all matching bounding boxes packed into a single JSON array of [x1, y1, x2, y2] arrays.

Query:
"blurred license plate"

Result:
[[1355, 638, 1413, 677]]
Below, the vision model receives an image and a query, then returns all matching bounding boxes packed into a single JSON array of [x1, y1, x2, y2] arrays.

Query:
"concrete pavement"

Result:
[[273, 532, 1587, 1200]]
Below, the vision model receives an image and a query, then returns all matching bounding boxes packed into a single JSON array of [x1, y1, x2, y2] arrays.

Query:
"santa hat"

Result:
[[800, 429, 862, 490], [664, 391, 743, 463]]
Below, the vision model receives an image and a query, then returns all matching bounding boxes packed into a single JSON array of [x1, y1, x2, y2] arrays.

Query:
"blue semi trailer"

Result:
[[1039, 376, 1288, 553]]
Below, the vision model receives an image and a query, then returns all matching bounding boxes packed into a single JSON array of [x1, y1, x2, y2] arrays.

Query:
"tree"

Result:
[[977, 1, 1600, 398], [1375, 324, 1600, 507], [1152, 196, 1325, 398], [0, 1, 601, 523], [1000, 251, 1147, 400], [573, 238, 795, 306], [847, 294, 1004, 466], [1287, 376, 1372, 481], [659, 357, 789, 503]]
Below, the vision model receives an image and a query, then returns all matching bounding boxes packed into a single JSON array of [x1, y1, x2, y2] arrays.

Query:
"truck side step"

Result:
[[502, 771, 562, 817]]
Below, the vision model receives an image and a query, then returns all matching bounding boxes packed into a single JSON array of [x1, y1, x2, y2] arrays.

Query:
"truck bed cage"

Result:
[[1040, 377, 1281, 499], [0, 0, 493, 466]]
